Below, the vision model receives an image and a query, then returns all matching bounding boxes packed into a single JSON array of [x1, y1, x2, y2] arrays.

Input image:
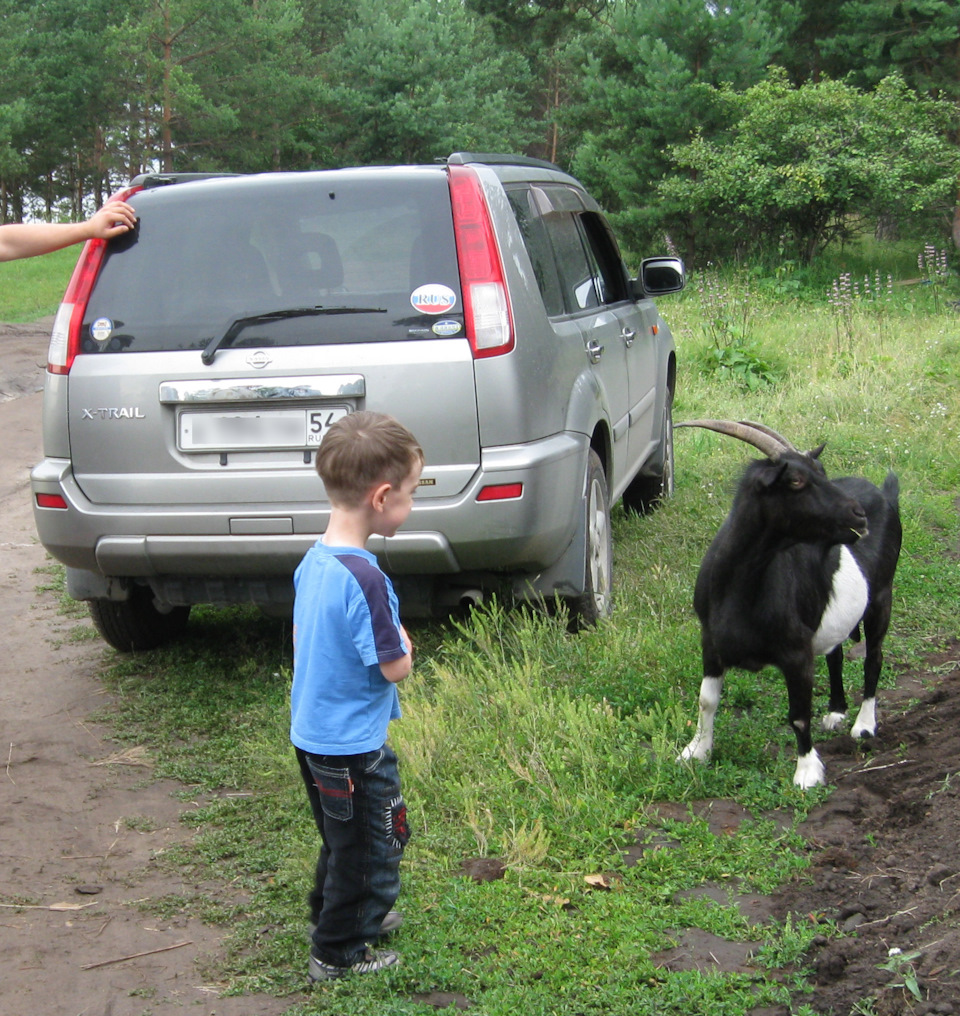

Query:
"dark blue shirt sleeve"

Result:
[[336, 554, 407, 664]]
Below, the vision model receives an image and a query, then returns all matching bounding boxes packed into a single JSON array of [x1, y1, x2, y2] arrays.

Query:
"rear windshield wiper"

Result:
[[201, 305, 387, 365]]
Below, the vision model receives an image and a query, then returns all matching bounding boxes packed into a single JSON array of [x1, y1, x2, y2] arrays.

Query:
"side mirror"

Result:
[[633, 256, 685, 298]]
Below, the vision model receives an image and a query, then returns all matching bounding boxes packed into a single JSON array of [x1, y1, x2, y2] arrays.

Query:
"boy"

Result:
[[291, 411, 423, 981]]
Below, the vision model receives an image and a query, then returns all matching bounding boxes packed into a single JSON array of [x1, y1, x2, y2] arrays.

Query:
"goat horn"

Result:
[[737, 420, 798, 453], [674, 419, 787, 460]]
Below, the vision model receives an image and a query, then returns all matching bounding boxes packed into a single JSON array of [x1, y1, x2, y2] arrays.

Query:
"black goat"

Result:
[[676, 420, 902, 788]]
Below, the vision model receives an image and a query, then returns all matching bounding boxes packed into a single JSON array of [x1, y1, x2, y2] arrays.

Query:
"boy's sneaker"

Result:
[[309, 947, 400, 981]]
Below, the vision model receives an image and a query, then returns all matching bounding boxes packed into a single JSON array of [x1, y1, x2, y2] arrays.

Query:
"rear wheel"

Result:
[[566, 449, 613, 630], [623, 396, 674, 514], [89, 585, 191, 651]]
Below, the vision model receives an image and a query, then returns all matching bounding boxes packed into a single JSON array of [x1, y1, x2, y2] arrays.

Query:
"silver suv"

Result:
[[31, 153, 684, 650]]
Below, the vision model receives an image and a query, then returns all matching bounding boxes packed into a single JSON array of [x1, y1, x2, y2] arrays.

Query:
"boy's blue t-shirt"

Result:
[[291, 542, 406, 755]]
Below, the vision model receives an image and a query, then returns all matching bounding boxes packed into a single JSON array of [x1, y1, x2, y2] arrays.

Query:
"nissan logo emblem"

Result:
[[246, 351, 272, 369]]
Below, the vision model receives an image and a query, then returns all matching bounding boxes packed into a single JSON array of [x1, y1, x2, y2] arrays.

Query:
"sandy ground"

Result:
[[0, 320, 291, 1016]]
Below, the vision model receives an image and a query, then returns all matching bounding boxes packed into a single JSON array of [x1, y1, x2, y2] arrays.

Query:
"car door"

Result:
[[535, 193, 632, 488], [577, 212, 659, 479]]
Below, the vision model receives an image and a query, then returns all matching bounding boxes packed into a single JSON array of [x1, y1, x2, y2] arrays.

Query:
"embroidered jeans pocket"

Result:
[[305, 760, 353, 822], [386, 795, 411, 851]]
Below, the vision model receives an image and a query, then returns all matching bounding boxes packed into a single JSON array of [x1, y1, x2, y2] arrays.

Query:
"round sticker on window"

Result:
[[91, 317, 113, 342], [432, 319, 462, 337], [411, 284, 457, 315]]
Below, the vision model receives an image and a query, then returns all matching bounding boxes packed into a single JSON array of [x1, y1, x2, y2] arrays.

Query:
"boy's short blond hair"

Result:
[[316, 411, 423, 507]]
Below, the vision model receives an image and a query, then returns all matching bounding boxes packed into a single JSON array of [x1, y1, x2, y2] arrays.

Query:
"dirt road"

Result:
[[0, 321, 289, 1015]]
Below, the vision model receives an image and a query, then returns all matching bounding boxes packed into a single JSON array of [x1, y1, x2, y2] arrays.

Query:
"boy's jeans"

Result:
[[296, 744, 410, 966]]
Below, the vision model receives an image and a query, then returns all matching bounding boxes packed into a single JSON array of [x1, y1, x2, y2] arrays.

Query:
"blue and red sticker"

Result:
[[411, 283, 457, 315]]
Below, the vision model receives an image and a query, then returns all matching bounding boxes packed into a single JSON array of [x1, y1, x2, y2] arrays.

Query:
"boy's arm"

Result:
[[379, 625, 412, 683]]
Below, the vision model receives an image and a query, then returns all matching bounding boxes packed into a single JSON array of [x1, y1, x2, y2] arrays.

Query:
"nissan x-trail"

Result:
[[31, 153, 684, 650]]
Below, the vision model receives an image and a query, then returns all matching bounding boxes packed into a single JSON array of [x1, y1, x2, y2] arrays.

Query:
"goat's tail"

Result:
[[882, 472, 900, 511]]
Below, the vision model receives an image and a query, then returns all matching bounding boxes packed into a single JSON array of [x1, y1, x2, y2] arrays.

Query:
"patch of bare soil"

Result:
[[630, 648, 960, 1016], [1, 319, 958, 1015], [0, 322, 291, 1016], [771, 645, 960, 1016]]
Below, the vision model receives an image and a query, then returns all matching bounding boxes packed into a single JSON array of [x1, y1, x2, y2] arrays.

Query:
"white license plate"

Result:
[[179, 407, 348, 451]]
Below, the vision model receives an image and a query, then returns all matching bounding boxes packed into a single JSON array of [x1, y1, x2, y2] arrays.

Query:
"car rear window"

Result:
[[81, 171, 464, 354]]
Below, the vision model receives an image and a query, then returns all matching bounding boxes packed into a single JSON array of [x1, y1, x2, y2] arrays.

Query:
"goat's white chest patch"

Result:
[[813, 546, 869, 655]]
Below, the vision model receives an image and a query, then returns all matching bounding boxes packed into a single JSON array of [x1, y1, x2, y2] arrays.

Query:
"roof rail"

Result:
[[129, 172, 239, 189], [446, 152, 562, 172]]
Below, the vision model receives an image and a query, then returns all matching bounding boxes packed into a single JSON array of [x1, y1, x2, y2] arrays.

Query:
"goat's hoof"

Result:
[[677, 745, 710, 764], [821, 711, 847, 732], [793, 751, 826, 789], [851, 699, 878, 740]]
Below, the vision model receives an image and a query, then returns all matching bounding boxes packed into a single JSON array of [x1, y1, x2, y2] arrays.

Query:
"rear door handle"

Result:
[[621, 328, 636, 347], [585, 339, 604, 364]]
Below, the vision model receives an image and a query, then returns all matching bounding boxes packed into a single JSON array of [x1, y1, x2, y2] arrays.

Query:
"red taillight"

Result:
[[35, 493, 68, 509], [47, 241, 107, 374], [47, 186, 142, 375], [477, 482, 523, 502], [448, 165, 515, 359]]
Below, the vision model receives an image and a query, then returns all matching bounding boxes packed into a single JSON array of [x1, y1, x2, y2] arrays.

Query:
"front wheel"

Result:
[[565, 449, 613, 630], [89, 585, 191, 652]]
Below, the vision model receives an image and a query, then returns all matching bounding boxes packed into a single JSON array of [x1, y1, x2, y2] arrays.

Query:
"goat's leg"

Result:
[[786, 662, 825, 788], [678, 674, 724, 763], [852, 591, 892, 738], [821, 645, 848, 731]]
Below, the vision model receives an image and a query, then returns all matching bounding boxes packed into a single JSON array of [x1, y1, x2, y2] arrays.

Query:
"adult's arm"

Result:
[[0, 199, 136, 262]]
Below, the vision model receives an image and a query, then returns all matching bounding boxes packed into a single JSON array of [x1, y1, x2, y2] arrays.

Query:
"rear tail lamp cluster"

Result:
[[47, 186, 142, 375], [448, 165, 515, 359]]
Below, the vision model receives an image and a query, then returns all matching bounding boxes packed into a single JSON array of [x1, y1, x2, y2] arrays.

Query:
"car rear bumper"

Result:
[[32, 431, 588, 596]]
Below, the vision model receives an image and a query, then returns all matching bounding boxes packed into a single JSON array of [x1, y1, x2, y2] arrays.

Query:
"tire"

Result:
[[566, 449, 613, 630], [89, 585, 191, 652], [622, 396, 675, 515]]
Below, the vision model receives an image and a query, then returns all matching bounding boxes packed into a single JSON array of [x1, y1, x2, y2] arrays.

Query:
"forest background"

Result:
[[2, 0, 960, 269]]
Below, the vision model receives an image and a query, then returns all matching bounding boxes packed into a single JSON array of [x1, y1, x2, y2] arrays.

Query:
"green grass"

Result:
[[0, 245, 77, 320], [31, 237, 960, 1012]]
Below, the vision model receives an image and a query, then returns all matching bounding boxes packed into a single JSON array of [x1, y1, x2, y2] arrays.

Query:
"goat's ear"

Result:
[[756, 459, 789, 489], [806, 442, 827, 460]]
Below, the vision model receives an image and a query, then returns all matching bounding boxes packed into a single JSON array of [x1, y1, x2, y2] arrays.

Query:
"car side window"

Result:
[[579, 212, 630, 305], [545, 211, 600, 312], [506, 187, 565, 317], [506, 184, 630, 317]]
